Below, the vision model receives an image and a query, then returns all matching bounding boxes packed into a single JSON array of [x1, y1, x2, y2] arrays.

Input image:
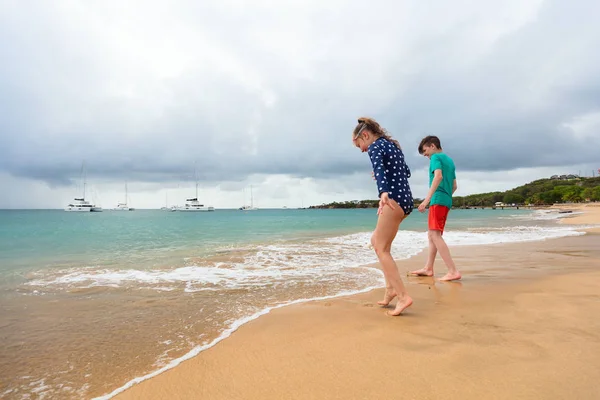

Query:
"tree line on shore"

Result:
[[309, 177, 600, 209]]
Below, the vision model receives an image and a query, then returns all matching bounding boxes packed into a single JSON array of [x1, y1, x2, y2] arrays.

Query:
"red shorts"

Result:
[[428, 205, 449, 232]]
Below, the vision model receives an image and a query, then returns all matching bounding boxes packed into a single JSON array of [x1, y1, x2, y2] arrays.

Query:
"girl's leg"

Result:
[[377, 215, 407, 306], [376, 277, 396, 306], [371, 202, 413, 316]]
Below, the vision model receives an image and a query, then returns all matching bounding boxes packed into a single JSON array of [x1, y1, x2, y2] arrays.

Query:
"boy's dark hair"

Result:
[[418, 135, 442, 154]]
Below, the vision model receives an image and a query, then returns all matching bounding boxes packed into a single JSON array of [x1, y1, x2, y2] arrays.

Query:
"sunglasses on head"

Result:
[[355, 121, 367, 137]]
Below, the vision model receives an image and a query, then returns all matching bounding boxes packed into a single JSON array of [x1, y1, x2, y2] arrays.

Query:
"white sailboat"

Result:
[[65, 162, 103, 212], [113, 183, 135, 211], [160, 191, 176, 211], [175, 164, 214, 212], [239, 185, 258, 211]]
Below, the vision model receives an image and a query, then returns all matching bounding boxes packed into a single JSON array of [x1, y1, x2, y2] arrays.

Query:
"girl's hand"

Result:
[[378, 192, 396, 215]]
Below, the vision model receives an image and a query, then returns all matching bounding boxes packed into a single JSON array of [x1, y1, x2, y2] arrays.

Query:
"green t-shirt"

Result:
[[429, 152, 456, 208]]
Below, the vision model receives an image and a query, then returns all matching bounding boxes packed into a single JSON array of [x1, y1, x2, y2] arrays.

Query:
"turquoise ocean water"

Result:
[[0, 208, 586, 399], [0, 208, 561, 279]]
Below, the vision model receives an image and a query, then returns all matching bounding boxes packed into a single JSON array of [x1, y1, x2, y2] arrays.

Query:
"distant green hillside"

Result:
[[454, 176, 600, 207], [309, 199, 380, 209], [309, 176, 600, 209]]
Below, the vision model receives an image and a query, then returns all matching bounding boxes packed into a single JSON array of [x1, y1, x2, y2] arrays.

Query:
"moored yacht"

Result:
[[160, 191, 177, 211], [65, 162, 102, 212], [239, 185, 258, 211], [113, 184, 135, 211], [175, 163, 215, 212], [177, 197, 214, 212], [65, 198, 103, 212], [113, 202, 134, 211]]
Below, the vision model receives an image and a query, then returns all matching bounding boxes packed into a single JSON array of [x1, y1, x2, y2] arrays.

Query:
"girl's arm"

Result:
[[368, 144, 390, 197]]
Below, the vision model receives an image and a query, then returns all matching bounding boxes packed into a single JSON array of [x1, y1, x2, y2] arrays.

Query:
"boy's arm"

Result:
[[418, 169, 442, 212], [368, 145, 390, 196], [418, 153, 443, 212], [423, 169, 443, 204], [452, 179, 457, 194]]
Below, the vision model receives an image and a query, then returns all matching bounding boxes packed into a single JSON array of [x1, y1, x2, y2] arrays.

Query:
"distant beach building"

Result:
[[551, 174, 579, 180]]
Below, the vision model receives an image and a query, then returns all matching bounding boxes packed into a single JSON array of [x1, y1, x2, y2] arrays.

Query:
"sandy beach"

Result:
[[114, 206, 600, 400], [555, 203, 600, 227]]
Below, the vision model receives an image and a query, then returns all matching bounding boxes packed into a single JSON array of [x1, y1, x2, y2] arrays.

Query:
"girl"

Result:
[[352, 117, 414, 316]]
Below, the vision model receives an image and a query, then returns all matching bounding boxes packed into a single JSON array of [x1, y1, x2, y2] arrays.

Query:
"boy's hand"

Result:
[[378, 192, 396, 215], [371, 171, 376, 181], [418, 197, 430, 213]]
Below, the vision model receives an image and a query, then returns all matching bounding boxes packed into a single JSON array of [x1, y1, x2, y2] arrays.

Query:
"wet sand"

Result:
[[114, 207, 600, 400]]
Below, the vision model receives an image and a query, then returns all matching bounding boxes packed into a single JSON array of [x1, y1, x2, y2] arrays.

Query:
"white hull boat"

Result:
[[175, 163, 214, 212], [113, 184, 135, 211], [239, 185, 258, 211], [65, 163, 102, 212]]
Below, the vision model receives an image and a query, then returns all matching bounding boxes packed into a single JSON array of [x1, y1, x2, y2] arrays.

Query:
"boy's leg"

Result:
[[429, 205, 461, 281], [410, 205, 443, 277], [428, 231, 461, 281], [427, 206, 460, 281], [410, 234, 437, 276]]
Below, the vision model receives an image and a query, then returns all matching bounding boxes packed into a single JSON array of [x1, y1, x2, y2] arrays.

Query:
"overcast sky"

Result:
[[1, 0, 599, 209]]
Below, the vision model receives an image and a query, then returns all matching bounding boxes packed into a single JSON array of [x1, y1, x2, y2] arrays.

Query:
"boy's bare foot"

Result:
[[439, 272, 461, 281], [409, 267, 433, 277], [387, 295, 413, 316], [377, 290, 397, 306]]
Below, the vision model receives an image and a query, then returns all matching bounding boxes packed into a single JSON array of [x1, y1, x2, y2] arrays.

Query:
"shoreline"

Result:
[[554, 203, 600, 230], [109, 207, 600, 400]]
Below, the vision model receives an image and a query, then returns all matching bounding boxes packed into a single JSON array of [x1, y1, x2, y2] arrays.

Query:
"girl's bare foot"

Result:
[[377, 290, 397, 306], [439, 271, 461, 281], [387, 295, 413, 316], [409, 267, 433, 277]]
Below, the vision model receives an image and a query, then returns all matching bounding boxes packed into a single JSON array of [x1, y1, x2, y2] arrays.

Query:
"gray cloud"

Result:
[[1, 0, 600, 194]]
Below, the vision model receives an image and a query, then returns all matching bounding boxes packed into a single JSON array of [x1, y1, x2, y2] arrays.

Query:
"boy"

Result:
[[410, 136, 461, 281]]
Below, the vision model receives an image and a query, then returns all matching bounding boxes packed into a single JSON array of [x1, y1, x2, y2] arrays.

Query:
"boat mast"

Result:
[[194, 161, 198, 199], [82, 161, 87, 200]]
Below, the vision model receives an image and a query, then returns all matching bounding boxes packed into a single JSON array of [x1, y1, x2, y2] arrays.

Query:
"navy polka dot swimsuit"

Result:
[[368, 137, 414, 216]]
